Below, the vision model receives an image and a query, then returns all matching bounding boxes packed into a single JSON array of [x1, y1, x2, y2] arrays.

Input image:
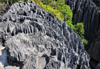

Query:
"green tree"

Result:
[[56, 0, 65, 4], [42, 0, 54, 5], [74, 23, 84, 39], [74, 23, 88, 45]]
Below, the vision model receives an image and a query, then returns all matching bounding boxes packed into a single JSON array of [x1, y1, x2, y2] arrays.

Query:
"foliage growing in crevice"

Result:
[[98, 10, 100, 14], [74, 23, 88, 45]]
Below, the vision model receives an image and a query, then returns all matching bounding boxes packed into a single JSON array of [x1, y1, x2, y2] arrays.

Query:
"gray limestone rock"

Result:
[[0, 1, 90, 69]]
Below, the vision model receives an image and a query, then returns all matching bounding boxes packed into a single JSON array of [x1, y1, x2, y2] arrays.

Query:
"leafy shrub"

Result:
[[0, 11, 2, 13], [42, 0, 54, 5], [82, 39, 88, 46], [74, 23, 88, 45], [32, 0, 64, 21], [0, 3, 4, 6], [98, 10, 100, 14], [74, 23, 84, 39]]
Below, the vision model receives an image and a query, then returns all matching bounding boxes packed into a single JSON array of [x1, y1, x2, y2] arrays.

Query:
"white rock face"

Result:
[[0, 45, 7, 69], [0, 1, 90, 69], [0, 45, 19, 69]]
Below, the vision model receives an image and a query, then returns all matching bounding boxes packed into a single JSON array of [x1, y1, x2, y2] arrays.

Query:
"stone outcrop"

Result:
[[65, 0, 99, 44], [0, 1, 90, 69], [88, 36, 100, 69], [88, 36, 100, 62]]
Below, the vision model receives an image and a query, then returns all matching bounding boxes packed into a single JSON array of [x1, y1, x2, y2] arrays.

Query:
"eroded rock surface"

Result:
[[0, 42, 19, 69], [0, 1, 90, 69], [88, 36, 100, 69]]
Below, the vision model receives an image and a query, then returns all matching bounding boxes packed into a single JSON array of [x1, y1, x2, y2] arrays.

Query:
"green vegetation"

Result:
[[98, 10, 100, 14], [0, 3, 4, 6], [74, 23, 88, 45], [0, 11, 2, 13], [0, 0, 88, 45]]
